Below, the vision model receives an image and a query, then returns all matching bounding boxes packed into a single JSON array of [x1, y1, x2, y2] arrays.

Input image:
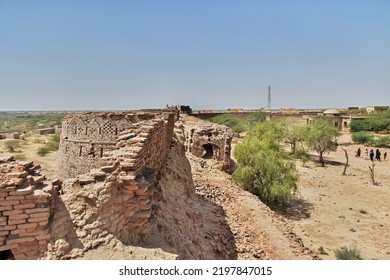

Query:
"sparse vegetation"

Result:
[[359, 209, 368, 214], [13, 153, 27, 160], [0, 112, 66, 133], [5, 140, 22, 153], [334, 246, 363, 260], [36, 133, 61, 156], [37, 146, 51, 156], [352, 131, 390, 148], [208, 111, 266, 134]]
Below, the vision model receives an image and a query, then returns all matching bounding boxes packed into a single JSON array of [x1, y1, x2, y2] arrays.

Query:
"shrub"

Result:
[[334, 246, 362, 260], [5, 140, 21, 153], [14, 153, 27, 160], [368, 136, 390, 148], [352, 132, 374, 144], [37, 146, 50, 156], [233, 122, 297, 204]]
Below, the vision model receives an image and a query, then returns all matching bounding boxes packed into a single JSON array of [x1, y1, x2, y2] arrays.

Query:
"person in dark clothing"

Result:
[[369, 149, 375, 161], [355, 148, 361, 157], [384, 152, 387, 160], [376, 149, 381, 161]]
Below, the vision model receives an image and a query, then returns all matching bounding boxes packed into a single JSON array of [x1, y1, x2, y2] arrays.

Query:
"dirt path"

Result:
[[190, 154, 318, 260]]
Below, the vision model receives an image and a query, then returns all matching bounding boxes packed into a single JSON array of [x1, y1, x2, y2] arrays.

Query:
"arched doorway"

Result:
[[202, 144, 220, 159]]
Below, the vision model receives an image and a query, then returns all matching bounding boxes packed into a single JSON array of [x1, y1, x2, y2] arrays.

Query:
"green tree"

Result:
[[304, 118, 341, 167], [284, 118, 307, 154], [233, 122, 297, 204]]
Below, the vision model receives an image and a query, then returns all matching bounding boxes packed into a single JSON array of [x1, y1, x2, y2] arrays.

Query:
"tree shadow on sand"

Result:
[[270, 197, 314, 221]]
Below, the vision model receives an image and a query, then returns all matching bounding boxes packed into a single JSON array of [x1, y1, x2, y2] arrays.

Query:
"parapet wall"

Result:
[[59, 110, 175, 179], [0, 157, 57, 260]]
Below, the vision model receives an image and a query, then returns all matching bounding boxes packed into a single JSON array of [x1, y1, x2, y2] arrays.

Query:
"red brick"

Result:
[[6, 237, 35, 244], [0, 200, 20, 206], [28, 217, 47, 223], [9, 187, 33, 196], [0, 230, 10, 236], [1, 225, 16, 231], [9, 214, 29, 220], [2, 209, 23, 216], [0, 205, 13, 211], [6, 195, 25, 201], [20, 197, 48, 204], [0, 221, 7, 226], [17, 223, 38, 229], [10, 229, 27, 235], [8, 219, 26, 225], [0, 244, 18, 251], [0, 216, 7, 222], [13, 203, 36, 210], [25, 208, 50, 214], [29, 212, 50, 219]]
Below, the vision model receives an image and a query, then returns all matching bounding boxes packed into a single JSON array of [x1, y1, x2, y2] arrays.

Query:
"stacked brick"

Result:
[[0, 157, 56, 260], [59, 110, 176, 179], [45, 110, 177, 255]]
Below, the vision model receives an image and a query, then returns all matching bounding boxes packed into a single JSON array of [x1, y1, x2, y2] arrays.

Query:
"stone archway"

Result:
[[202, 144, 220, 159]]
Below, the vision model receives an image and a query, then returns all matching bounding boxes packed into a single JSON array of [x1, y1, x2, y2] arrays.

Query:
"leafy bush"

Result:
[[36, 133, 61, 156], [5, 140, 21, 153], [37, 146, 50, 156], [233, 122, 297, 204], [209, 114, 245, 133], [209, 112, 266, 134], [352, 132, 374, 144], [334, 246, 362, 260], [368, 136, 390, 148], [350, 111, 390, 132]]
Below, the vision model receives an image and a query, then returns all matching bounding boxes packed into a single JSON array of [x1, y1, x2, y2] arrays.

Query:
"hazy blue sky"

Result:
[[1, 0, 389, 111]]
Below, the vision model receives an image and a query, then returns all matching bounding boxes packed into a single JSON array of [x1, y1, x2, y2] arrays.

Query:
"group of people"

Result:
[[356, 147, 387, 161]]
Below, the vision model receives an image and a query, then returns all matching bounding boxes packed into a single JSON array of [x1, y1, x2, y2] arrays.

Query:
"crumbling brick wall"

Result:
[[44, 110, 176, 258], [0, 157, 57, 260], [179, 118, 233, 171], [58, 110, 174, 179]]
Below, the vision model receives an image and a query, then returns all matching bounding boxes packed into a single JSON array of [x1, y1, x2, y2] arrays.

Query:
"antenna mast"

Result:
[[267, 85, 271, 111]]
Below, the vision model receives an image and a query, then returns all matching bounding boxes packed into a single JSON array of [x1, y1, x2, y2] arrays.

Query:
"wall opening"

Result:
[[79, 146, 82, 156], [202, 144, 213, 159], [0, 249, 15, 260]]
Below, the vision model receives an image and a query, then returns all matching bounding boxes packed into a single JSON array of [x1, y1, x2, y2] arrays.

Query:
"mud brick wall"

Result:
[[58, 110, 175, 179], [0, 157, 56, 260], [45, 110, 177, 257]]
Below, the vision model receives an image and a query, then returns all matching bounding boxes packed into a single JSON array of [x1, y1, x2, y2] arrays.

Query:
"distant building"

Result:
[[35, 128, 56, 135], [366, 106, 389, 114]]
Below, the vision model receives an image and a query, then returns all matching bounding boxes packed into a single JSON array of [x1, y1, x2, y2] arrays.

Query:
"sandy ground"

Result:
[[288, 134, 390, 260], [0, 134, 59, 179]]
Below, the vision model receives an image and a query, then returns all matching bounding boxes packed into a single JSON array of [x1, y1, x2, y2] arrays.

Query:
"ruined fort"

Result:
[[0, 108, 233, 260]]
